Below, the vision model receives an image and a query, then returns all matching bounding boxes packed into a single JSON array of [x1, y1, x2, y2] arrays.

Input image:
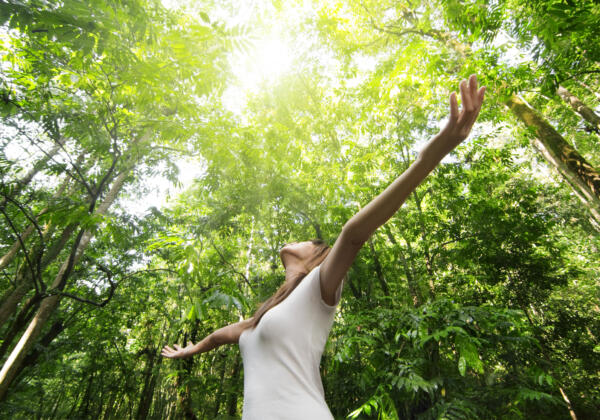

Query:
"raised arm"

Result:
[[161, 318, 254, 359], [320, 75, 485, 304]]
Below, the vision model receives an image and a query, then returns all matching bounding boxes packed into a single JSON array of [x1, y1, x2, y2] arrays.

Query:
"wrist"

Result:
[[186, 345, 197, 357], [415, 148, 442, 172]]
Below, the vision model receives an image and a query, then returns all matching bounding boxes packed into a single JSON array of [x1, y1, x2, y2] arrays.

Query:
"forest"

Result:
[[0, 0, 599, 419]]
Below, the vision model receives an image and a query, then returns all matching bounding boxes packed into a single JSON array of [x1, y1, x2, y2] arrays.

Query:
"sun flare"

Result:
[[223, 35, 294, 113], [240, 37, 293, 89]]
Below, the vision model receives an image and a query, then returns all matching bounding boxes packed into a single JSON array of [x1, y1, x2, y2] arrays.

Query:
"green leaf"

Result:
[[186, 304, 198, 322], [199, 12, 210, 24], [458, 356, 466, 376]]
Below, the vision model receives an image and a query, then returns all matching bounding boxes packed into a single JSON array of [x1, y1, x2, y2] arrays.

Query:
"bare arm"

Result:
[[161, 318, 254, 359], [320, 75, 485, 304]]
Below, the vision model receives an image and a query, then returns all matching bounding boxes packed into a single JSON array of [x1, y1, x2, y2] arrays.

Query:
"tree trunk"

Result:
[[36, 376, 45, 420], [226, 356, 241, 417], [136, 349, 162, 420], [76, 371, 95, 419], [0, 280, 34, 330], [175, 324, 199, 420], [383, 225, 421, 306], [346, 275, 361, 299], [49, 379, 66, 420], [398, 244, 421, 307], [506, 94, 600, 228], [213, 354, 227, 418], [176, 367, 198, 420], [91, 372, 105, 420], [0, 168, 131, 401], [0, 175, 70, 272], [558, 386, 578, 420], [367, 238, 390, 296], [101, 390, 118, 420], [557, 85, 600, 132], [0, 224, 36, 271], [574, 79, 600, 101], [0, 142, 60, 211], [412, 190, 436, 296], [0, 222, 78, 329], [0, 151, 85, 320], [11, 320, 65, 385], [65, 382, 83, 419], [153, 387, 167, 420], [523, 307, 579, 420], [0, 296, 38, 360], [381, 24, 600, 228]]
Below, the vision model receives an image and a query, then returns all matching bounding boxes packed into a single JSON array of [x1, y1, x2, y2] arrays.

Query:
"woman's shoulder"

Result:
[[297, 265, 342, 311], [238, 317, 255, 344]]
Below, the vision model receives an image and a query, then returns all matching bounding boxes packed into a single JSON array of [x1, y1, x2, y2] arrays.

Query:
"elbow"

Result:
[[341, 221, 369, 247], [208, 332, 221, 347]]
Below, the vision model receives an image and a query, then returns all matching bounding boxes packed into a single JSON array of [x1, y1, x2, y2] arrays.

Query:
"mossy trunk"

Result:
[[557, 85, 600, 132], [506, 94, 600, 228], [0, 169, 130, 401]]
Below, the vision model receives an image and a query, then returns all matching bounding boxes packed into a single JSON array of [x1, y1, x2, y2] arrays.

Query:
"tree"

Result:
[[0, 0, 231, 401]]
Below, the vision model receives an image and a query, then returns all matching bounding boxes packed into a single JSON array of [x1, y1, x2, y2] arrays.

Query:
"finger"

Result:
[[462, 88, 486, 133], [467, 86, 486, 125], [476, 86, 486, 109], [468, 74, 478, 101], [449, 91, 459, 123], [164, 346, 174, 352], [187, 341, 193, 347], [173, 344, 182, 350], [459, 79, 472, 112]]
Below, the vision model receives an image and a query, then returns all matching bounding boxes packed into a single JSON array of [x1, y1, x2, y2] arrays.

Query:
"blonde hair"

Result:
[[244, 240, 330, 331]]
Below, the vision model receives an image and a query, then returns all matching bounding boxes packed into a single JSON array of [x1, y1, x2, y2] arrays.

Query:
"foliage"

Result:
[[0, 0, 599, 419]]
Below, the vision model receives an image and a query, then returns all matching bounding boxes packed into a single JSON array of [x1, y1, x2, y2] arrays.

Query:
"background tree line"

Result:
[[0, 0, 598, 419]]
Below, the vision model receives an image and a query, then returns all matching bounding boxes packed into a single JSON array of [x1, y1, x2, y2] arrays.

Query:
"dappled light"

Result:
[[1, 1, 599, 419]]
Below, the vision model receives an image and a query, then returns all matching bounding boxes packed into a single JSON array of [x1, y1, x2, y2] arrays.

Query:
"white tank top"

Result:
[[238, 265, 343, 420]]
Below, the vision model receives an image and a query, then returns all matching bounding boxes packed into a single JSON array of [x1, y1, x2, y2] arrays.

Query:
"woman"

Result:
[[162, 75, 486, 419]]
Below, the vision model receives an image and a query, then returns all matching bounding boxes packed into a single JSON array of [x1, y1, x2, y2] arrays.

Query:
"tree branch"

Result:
[[44, 260, 117, 307], [0, 206, 41, 295], [210, 242, 255, 295]]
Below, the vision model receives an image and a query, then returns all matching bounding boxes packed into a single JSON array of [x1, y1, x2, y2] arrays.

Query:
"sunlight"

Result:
[[241, 37, 293, 88], [223, 35, 294, 113]]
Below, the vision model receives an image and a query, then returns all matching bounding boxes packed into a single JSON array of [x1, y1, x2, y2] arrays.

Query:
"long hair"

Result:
[[243, 239, 330, 331]]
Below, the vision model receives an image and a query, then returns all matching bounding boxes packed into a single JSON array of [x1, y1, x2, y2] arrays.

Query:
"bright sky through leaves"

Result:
[[223, 35, 294, 114], [1, 0, 600, 416], [237, 37, 293, 89]]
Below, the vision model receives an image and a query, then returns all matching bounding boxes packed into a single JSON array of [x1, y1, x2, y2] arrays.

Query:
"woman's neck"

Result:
[[284, 261, 307, 284]]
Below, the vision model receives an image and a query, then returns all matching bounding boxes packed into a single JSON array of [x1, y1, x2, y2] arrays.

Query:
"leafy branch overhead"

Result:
[[0, 0, 599, 419]]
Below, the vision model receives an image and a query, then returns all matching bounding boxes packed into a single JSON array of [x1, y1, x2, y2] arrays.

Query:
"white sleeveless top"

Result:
[[238, 265, 343, 420]]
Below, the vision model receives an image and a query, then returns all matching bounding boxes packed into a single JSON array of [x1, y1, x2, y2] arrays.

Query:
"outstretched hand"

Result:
[[420, 74, 485, 161], [161, 342, 195, 359]]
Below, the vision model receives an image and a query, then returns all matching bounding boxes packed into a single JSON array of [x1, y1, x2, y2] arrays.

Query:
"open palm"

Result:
[[421, 75, 486, 160], [161, 342, 194, 359]]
